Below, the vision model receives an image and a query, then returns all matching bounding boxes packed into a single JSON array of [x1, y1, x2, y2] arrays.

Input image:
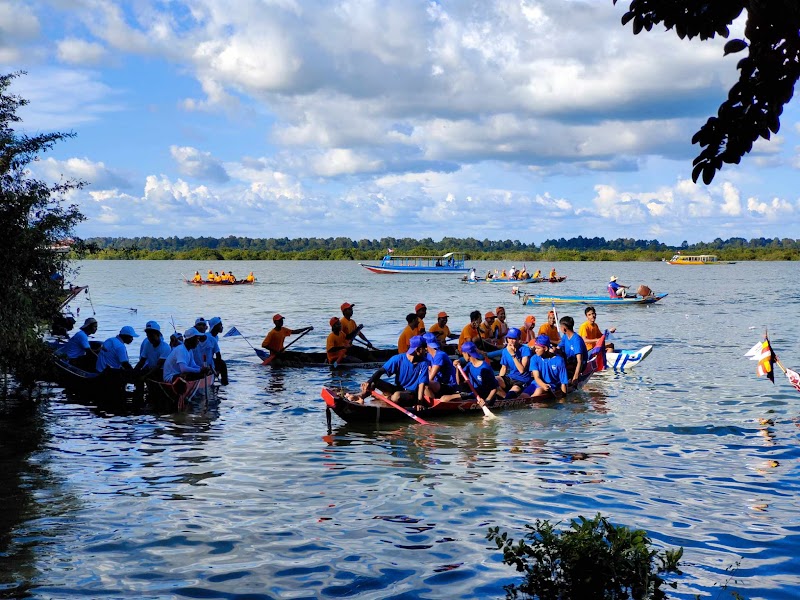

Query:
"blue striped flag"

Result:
[[223, 326, 242, 338]]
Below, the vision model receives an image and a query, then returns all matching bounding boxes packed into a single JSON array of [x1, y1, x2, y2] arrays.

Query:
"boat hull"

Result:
[[146, 374, 216, 408], [185, 280, 254, 285], [463, 276, 566, 284], [521, 293, 667, 305]]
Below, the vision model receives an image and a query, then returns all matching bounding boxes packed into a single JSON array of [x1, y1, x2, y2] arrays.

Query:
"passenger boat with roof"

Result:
[[359, 252, 468, 274], [666, 253, 729, 265]]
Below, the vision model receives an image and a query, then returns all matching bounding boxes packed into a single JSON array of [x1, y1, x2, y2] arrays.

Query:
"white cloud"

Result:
[[56, 38, 107, 65], [746, 196, 795, 217], [720, 181, 741, 216], [0, 1, 40, 63], [170, 145, 230, 182], [38, 157, 131, 189], [311, 149, 383, 177]]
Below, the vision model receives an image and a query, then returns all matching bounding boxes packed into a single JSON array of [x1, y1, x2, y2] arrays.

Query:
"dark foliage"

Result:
[[613, 1, 800, 183]]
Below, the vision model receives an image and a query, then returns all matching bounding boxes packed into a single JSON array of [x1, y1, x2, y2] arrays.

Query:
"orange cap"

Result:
[[329, 317, 340, 327], [415, 303, 426, 312], [340, 302, 354, 311], [437, 311, 448, 318], [495, 306, 505, 313], [485, 311, 496, 319], [273, 314, 284, 322], [525, 315, 536, 325]]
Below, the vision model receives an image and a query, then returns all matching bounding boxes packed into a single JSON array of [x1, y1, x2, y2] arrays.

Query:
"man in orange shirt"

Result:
[[480, 311, 502, 348], [414, 303, 427, 334], [520, 315, 537, 344], [578, 306, 616, 351], [537, 310, 561, 345], [327, 317, 359, 364], [261, 314, 313, 357], [494, 306, 509, 343], [458, 310, 482, 352], [340, 302, 373, 349], [428, 311, 453, 348], [397, 313, 420, 354]]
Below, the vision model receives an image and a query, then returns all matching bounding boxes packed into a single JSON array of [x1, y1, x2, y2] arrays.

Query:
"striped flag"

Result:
[[223, 326, 242, 338], [747, 339, 775, 382]]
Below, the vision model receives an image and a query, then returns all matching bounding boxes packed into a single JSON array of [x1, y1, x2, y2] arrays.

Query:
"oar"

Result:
[[456, 363, 496, 419], [261, 327, 313, 366], [370, 390, 431, 425]]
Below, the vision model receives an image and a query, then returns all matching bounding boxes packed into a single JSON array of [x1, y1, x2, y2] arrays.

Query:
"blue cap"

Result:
[[407, 335, 427, 354], [144, 320, 161, 332], [534, 334, 551, 347], [119, 326, 138, 338], [460, 341, 483, 359], [422, 332, 440, 349], [195, 317, 207, 326], [184, 327, 202, 340], [209, 316, 222, 328], [506, 327, 521, 340]]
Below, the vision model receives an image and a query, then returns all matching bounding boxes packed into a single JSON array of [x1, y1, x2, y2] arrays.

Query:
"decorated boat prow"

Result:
[[605, 345, 653, 370], [146, 374, 216, 409]]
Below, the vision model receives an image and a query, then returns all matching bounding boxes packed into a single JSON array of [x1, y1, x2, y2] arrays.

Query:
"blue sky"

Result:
[[3, 0, 800, 244]]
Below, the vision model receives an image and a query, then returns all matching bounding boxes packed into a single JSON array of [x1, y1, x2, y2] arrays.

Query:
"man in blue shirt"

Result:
[[95, 325, 138, 374], [134, 321, 171, 377], [497, 328, 533, 398], [423, 332, 457, 397], [350, 335, 431, 407], [523, 335, 570, 398], [457, 341, 498, 405], [208, 316, 229, 385], [59, 317, 99, 370], [162, 328, 211, 383], [557, 316, 588, 384]]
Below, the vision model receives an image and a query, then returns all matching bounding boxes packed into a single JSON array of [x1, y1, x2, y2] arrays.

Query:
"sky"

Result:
[[3, 0, 800, 245]]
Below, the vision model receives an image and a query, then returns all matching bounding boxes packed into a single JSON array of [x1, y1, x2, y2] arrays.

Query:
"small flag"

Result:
[[754, 339, 775, 383], [223, 326, 242, 338], [744, 341, 763, 359], [785, 368, 800, 393]]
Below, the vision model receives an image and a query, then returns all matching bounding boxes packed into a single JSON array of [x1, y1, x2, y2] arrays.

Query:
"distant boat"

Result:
[[360, 252, 468, 274], [666, 253, 732, 265], [521, 293, 667, 306]]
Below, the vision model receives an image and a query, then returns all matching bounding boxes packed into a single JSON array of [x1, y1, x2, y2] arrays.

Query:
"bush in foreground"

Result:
[[487, 514, 683, 600]]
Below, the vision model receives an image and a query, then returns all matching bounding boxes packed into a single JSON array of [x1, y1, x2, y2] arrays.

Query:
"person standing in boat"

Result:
[[557, 316, 588, 385], [349, 336, 432, 408], [208, 316, 229, 385], [414, 303, 427, 335], [397, 313, 420, 354], [262, 314, 313, 358], [608, 276, 630, 298], [58, 317, 99, 370], [521, 335, 569, 398], [162, 328, 212, 383], [537, 310, 561, 346], [468, 267, 477, 281], [578, 306, 616, 352]]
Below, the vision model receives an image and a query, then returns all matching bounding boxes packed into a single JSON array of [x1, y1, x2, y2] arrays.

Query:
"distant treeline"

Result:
[[75, 235, 800, 261]]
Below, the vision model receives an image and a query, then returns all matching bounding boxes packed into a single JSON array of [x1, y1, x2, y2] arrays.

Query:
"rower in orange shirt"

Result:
[[261, 314, 313, 358], [537, 310, 561, 346], [397, 313, 420, 354]]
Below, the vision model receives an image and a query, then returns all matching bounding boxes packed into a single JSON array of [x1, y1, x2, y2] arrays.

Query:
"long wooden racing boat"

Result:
[[146, 374, 216, 409], [53, 356, 131, 402], [521, 292, 667, 306], [322, 346, 604, 425], [463, 276, 567, 284], [185, 279, 254, 286]]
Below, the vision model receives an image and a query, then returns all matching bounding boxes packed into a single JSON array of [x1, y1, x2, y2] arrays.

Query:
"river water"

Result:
[[1, 259, 799, 599]]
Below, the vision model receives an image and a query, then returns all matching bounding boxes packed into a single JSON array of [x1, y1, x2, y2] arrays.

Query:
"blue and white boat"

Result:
[[360, 252, 468, 274], [521, 292, 667, 305]]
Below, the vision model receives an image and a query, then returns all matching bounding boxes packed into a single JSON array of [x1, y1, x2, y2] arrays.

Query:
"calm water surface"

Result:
[[2, 260, 800, 599]]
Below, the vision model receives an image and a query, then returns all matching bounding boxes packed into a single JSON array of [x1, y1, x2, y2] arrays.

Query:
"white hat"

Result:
[[184, 327, 201, 339], [610, 276, 617, 282]]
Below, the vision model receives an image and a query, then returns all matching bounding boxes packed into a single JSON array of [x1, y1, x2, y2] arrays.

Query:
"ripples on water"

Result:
[[1, 260, 799, 599]]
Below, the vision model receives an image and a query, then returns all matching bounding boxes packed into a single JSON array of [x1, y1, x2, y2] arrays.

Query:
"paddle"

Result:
[[370, 390, 431, 425], [455, 363, 496, 419], [261, 327, 313, 366]]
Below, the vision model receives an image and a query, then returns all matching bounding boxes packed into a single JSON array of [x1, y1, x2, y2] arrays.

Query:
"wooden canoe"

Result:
[[521, 293, 667, 305], [185, 279, 254, 286]]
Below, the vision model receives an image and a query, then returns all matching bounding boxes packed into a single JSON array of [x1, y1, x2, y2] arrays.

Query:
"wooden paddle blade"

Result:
[[371, 391, 431, 425]]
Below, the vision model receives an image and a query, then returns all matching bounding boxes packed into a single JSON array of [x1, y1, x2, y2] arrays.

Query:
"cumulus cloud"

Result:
[[0, 1, 40, 63], [170, 145, 230, 182], [311, 149, 383, 177], [38, 157, 131, 189], [56, 38, 107, 65]]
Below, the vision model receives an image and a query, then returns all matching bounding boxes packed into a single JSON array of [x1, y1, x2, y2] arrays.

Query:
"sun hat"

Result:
[[195, 317, 206, 326], [80, 317, 97, 329], [524, 315, 536, 326], [329, 317, 340, 327], [184, 327, 200, 340], [208, 316, 222, 328], [460, 341, 483, 360], [119, 325, 139, 338], [415, 303, 426, 312], [610, 276, 617, 282], [273, 314, 284, 323], [437, 311, 448, 318], [407, 335, 427, 354], [422, 332, 440, 349], [144, 320, 161, 332], [485, 311, 496, 319], [534, 334, 551, 348], [506, 328, 521, 340], [340, 302, 354, 311]]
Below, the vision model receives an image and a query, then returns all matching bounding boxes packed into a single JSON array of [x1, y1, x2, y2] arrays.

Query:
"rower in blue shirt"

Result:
[[557, 316, 588, 384]]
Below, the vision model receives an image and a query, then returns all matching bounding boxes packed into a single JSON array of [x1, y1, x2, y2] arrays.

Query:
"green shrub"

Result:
[[487, 514, 683, 600]]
